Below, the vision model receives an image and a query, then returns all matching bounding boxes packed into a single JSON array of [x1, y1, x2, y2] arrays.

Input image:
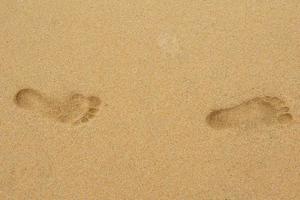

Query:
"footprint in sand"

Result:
[[14, 88, 101, 125], [206, 96, 294, 130]]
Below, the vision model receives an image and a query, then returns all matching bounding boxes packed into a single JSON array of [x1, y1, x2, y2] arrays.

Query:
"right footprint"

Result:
[[14, 88, 101, 126], [206, 96, 294, 130]]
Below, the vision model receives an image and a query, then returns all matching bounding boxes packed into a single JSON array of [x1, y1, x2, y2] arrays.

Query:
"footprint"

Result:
[[14, 88, 101, 125], [206, 96, 294, 130], [72, 96, 101, 126]]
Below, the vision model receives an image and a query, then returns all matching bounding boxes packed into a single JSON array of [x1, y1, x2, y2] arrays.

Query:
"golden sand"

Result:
[[1, 0, 300, 199]]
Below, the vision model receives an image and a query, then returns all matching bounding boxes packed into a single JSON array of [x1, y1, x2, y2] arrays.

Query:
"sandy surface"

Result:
[[1, 0, 300, 199]]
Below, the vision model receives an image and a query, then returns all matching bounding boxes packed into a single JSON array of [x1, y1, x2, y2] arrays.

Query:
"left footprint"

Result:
[[14, 88, 101, 125]]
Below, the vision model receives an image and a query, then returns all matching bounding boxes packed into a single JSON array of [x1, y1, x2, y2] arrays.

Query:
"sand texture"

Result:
[[1, 0, 300, 199]]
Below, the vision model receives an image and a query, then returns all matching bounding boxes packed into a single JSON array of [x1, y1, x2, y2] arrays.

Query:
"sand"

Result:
[[0, 0, 300, 199]]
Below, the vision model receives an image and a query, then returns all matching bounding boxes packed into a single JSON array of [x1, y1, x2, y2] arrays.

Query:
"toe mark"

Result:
[[88, 96, 101, 107], [277, 113, 293, 124]]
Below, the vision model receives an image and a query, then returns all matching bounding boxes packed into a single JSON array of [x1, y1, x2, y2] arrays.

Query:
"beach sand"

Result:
[[0, 0, 300, 199]]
